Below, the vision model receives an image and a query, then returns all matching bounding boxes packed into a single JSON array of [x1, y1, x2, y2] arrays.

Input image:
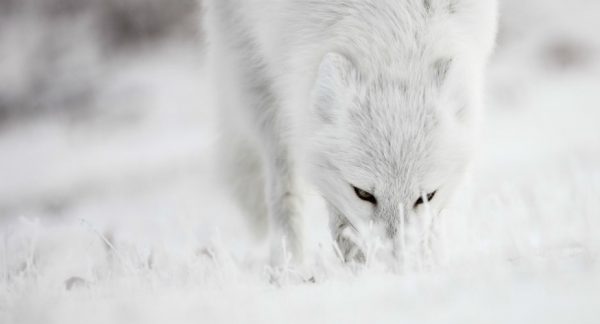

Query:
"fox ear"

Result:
[[311, 52, 357, 123], [432, 57, 453, 88]]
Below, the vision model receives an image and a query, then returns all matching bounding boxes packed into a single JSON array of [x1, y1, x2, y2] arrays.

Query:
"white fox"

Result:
[[203, 0, 497, 264]]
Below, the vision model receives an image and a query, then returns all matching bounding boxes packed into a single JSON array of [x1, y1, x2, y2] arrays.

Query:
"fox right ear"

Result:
[[311, 52, 357, 123]]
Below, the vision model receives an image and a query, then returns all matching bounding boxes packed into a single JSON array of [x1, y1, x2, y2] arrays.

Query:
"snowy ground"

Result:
[[1, 1, 600, 323]]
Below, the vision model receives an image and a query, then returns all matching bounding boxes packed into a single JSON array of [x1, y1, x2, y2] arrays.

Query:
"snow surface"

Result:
[[1, 1, 600, 323]]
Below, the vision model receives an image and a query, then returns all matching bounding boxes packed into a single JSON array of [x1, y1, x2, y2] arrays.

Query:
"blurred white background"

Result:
[[0, 1, 599, 323]]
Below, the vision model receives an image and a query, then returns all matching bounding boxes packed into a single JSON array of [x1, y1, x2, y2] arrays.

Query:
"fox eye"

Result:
[[414, 191, 437, 208], [353, 186, 377, 204]]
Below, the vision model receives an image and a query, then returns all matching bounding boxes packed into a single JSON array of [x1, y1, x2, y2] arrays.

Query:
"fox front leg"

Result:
[[262, 140, 305, 266]]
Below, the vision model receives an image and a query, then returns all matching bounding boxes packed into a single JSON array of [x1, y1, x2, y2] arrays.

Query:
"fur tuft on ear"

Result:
[[432, 58, 453, 88], [311, 52, 357, 123]]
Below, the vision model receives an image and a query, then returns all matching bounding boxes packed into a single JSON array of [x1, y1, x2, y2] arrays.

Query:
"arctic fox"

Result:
[[204, 0, 497, 264]]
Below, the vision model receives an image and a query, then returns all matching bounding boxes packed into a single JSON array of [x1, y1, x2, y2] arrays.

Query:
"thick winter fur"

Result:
[[204, 0, 498, 264]]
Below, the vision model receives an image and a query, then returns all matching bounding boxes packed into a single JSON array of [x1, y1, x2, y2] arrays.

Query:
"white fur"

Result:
[[203, 0, 498, 264]]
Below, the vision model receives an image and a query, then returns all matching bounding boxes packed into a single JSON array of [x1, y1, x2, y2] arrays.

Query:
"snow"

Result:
[[1, 1, 600, 323]]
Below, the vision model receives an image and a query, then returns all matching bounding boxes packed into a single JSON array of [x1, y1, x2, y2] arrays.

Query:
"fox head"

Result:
[[307, 52, 484, 260]]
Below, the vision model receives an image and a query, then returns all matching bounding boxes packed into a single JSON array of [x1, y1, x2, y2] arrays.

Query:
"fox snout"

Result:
[[379, 201, 410, 238]]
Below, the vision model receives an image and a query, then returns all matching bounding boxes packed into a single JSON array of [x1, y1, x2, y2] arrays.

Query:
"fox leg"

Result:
[[217, 73, 304, 265], [247, 84, 304, 264], [217, 127, 269, 239], [207, 0, 304, 265]]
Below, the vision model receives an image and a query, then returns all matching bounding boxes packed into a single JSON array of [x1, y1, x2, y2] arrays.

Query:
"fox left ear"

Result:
[[432, 58, 453, 88], [311, 52, 358, 123], [432, 57, 471, 122]]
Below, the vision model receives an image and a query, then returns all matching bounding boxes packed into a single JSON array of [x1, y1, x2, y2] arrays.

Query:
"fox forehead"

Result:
[[333, 77, 442, 191], [308, 27, 478, 200]]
